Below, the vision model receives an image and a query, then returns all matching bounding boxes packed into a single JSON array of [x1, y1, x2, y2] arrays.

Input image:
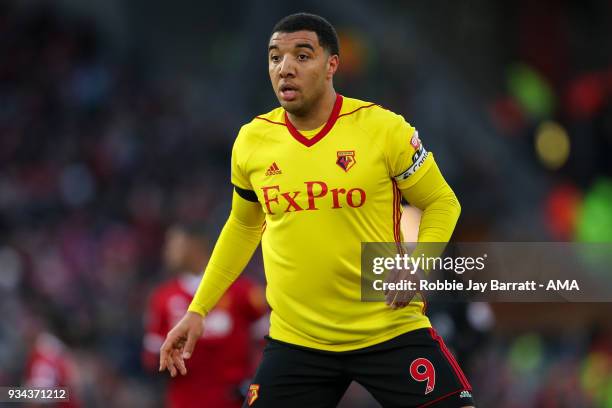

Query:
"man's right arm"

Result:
[[188, 188, 265, 316]]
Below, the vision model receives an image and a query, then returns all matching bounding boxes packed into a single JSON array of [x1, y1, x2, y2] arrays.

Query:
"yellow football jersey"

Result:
[[231, 94, 434, 351]]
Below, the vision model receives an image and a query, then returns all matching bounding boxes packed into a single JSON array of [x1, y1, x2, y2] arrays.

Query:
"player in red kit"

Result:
[[143, 223, 267, 408], [23, 326, 81, 408]]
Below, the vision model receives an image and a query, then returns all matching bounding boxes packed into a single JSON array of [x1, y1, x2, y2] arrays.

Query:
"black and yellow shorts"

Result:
[[243, 328, 474, 408]]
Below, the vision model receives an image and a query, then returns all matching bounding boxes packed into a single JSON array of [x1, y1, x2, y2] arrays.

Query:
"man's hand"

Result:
[[159, 311, 204, 377], [384, 266, 423, 310]]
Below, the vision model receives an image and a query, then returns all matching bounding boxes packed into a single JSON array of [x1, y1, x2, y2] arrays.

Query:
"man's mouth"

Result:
[[279, 84, 298, 101]]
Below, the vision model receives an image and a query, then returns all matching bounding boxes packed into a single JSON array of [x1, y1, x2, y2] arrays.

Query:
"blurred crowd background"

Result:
[[1, 0, 611, 406]]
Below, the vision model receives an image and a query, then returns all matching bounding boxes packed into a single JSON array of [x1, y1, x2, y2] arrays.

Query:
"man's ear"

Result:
[[327, 54, 339, 79]]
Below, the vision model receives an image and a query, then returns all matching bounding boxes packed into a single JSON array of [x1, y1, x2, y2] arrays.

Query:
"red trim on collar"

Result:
[[284, 94, 343, 147]]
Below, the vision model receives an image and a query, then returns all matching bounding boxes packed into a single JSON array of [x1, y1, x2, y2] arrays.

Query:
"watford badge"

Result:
[[247, 384, 260, 406], [336, 150, 356, 172]]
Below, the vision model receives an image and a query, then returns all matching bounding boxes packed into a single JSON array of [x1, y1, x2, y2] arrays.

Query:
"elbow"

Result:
[[446, 191, 461, 225], [432, 189, 461, 223], [451, 192, 461, 219]]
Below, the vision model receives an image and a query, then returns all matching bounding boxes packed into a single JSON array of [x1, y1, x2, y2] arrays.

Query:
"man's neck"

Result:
[[287, 89, 337, 131]]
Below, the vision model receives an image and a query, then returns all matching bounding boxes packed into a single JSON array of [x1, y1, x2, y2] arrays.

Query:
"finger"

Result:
[[171, 350, 187, 375], [159, 329, 181, 370], [388, 287, 414, 308], [398, 289, 419, 309], [182, 329, 198, 360], [165, 352, 177, 377], [171, 349, 187, 376], [396, 288, 412, 303], [159, 343, 170, 372], [386, 290, 399, 306], [389, 295, 403, 307], [159, 353, 166, 372], [177, 357, 187, 376], [393, 301, 408, 309], [398, 288, 416, 307], [383, 269, 399, 296], [393, 298, 409, 309]]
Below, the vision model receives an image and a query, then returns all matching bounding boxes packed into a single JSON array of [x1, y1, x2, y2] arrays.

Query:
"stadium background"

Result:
[[1, 0, 611, 406]]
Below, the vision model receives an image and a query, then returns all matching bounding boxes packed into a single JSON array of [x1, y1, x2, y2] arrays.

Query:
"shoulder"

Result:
[[252, 106, 286, 128], [338, 96, 411, 131], [233, 106, 285, 153], [239, 107, 285, 138]]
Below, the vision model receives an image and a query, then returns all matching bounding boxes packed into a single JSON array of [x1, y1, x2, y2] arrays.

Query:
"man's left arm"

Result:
[[399, 158, 461, 243], [383, 116, 461, 308], [385, 157, 460, 309]]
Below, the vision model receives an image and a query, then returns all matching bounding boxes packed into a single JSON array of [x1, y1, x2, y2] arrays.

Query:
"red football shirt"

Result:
[[23, 332, 80, 408], [143, 275, 267, 408]]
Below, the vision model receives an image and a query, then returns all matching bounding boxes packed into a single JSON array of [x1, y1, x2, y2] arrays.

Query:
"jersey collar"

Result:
[[284, 94, 343, 147]]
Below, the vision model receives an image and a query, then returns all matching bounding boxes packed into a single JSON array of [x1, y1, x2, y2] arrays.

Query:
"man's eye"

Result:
[[297, 54, 309, 61], [270, 55, 280, 63]]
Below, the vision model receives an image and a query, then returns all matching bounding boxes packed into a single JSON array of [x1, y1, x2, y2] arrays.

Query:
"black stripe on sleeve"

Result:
[[234, 185, 259, 202]]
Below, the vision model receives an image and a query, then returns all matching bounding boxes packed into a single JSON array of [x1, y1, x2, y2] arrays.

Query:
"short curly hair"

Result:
[[271, 13, 339, 56]]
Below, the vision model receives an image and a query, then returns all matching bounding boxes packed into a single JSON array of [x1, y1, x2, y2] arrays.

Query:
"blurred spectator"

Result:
[[142, 223, 267, 408], [22, 316, 82, 408]]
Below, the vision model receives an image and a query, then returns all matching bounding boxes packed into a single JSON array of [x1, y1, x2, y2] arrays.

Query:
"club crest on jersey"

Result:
[[247, 384, 259, 406], [336, 150, 356, 172]]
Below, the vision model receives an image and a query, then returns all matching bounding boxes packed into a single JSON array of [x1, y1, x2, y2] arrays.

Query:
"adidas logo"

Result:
[[265, 162, 282, 176], [459, 391, 472, 399]]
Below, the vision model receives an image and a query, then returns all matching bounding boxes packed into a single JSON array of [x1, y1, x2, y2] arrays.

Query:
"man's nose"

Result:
[[279, 56, 295, 78]]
